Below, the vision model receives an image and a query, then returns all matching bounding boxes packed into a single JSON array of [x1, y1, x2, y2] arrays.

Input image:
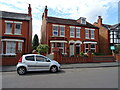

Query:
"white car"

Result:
[[16, 54, 61, 75]]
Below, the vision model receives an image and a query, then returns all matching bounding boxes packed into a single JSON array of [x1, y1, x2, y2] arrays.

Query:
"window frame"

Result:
[[52, 25, 58, 36], [85, 28, 89, 39], [91, 29, 95, 39], [60, 26, 65, 37], [6, 41, 16, 55], [14, 23, 22, 35], [18, 42, 22, 52], [70, 26, 75, 38], [5, 23, 12, 35], [76, 27, 81, 38], [90, 44, 96, 53]]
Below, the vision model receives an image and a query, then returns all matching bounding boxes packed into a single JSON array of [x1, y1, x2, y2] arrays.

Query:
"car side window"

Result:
[[36, 56, 47, 62], [25, 55, 35, 61]]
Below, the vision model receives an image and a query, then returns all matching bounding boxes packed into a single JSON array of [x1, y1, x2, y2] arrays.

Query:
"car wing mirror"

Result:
[[47, 59, 50, 62]]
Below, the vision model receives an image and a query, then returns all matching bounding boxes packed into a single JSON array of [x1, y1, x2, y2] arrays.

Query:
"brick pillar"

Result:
[[88, 51, 93, 62], [53, 47, 62, 63]]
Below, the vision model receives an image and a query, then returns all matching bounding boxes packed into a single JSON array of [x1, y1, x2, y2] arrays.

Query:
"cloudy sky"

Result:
[[0, 0, 119, 40]]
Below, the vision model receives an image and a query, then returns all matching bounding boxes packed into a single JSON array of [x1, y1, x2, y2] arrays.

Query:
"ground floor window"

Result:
[[1, 41, 23, 55], [18, 42, 22, 52], [6, 41, 16, 55], [85, 44, 89, 53], [51, 43, 55, 53], [85, 44, 96, 53], [90, 44, 96, 53], [57, 43, 64, 53]]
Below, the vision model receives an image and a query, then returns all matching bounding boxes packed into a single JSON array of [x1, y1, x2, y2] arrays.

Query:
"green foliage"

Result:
[[80, 52, 84, 56], [32, 34, 39, 50], [37, 44, 49, 54], [114, 45, 120, 54]]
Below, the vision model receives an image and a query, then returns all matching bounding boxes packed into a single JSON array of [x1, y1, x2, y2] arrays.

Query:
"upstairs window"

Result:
[[60, 26, 65, 36], [15, 23, 22, 35], [53, 25, 58, 36], [70, 27, 75, 38], [91, 30, 95, 39], [5, 23, 12, 34], [76, 27, 80, 38], [85, 29, 89, 39], [81, 17, 86, 24]]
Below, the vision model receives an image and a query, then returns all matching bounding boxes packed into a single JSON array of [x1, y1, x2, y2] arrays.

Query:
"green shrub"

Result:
[[37, 44, 49, 54]]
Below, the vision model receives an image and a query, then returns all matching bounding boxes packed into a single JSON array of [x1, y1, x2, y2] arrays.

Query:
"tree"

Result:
[[32, 34, 39, 50], [37, 44, 49, 54]]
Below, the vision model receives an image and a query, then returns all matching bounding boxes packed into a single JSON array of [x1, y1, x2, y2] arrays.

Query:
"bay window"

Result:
[[6, 41, 16, 55]]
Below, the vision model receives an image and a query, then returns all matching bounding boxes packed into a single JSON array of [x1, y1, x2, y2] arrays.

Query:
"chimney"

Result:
[[98, 16, 102, 26], [42, 6, 48, 19], [28, 4, 32, 16]]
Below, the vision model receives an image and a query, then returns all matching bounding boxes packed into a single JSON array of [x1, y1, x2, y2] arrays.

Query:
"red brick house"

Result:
[[41, 6, 99, 56], [0, 4, 32, 65], [94, 16, 117, 54]]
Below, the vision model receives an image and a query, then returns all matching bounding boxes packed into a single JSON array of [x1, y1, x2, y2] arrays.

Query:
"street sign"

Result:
[[110, 46, 115, 50]]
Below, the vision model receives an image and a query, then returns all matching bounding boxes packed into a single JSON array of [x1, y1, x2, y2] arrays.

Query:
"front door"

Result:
[[70, 44, 74, 56]]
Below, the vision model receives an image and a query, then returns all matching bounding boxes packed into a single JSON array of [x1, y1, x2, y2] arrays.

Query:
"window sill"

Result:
[[4, 33, 13, 35], [14, 34, 22, 35], [1, 54, 16, 57]]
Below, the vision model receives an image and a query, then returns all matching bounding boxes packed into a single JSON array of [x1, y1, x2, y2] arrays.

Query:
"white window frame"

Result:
[[76, 27, 81, 38], [85, 28, 89, 39], [91, 29, 95, 39], [1, 42, 4, 54], [90, 44, 96, 52], [81, 17, 86, 24], [5, 22, 12, 35], [57, 43, 64, 54], [6, 41, 16, 55], [18, 42, 22, 52], [52, 25, 58, 36], [85, 44, 89, 53], [70, 26, 75, 38], [51, 43, 54, 53], [14, 23, 22, 35], [60, 26, 65, 37]]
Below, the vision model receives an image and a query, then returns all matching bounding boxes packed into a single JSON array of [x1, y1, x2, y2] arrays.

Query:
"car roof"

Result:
[[23, 54, 44, 56]]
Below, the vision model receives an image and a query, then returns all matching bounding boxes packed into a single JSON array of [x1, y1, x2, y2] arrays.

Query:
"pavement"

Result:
[[0, 61, 119, 72]]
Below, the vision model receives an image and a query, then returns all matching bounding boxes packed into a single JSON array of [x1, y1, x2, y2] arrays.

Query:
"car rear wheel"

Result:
[[17, 67, 26, 75], [50, 66, 58, 73]]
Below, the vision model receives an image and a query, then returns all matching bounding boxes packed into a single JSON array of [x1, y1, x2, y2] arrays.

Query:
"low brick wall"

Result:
[[92, 55, 116, 62], [60, 56, 89, 64], [1, 54, 22, 66], [53, 48, 116, 64]]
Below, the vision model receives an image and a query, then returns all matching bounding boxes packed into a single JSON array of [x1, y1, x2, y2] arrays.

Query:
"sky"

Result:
[[0, 0, 119, 40]]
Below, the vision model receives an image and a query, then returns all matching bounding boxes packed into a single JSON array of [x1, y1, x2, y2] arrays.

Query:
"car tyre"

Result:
[[17, 67, 27, 75], [50, 66, 58, 73]]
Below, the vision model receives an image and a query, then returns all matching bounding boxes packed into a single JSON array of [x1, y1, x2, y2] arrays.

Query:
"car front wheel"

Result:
[[50, 66, 58, 73], [17, 67, 26, 75]]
